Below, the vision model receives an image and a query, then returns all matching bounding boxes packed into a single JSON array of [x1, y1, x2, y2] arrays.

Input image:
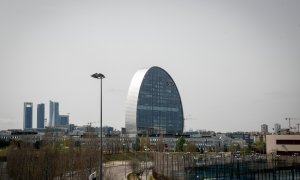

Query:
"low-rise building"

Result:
[[266, 134, 300, 155]]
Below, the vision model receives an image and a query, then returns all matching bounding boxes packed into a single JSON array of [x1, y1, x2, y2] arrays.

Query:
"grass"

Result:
[[0, 148, 8, 161]]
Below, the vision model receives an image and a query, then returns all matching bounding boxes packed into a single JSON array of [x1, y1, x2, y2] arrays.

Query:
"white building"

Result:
[[266, 134, 300, 155]]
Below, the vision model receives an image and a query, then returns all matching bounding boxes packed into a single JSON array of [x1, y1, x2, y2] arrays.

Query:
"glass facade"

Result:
[[126, 66, 184, 136], [60, 115, 69, 126], [49, 101, 60, 127], [23, 102, 33, 129], [37, 103, 45, 128]]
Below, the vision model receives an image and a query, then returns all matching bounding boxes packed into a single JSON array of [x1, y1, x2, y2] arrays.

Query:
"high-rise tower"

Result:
[[59, 115, 69, 125], [274, 123, 281, 134], [261, 124, 268, 134], [23, 102, 33, 129], [37, 103, 45, 128], [125, 66, 184, 137], [49, 101, 60, 127]]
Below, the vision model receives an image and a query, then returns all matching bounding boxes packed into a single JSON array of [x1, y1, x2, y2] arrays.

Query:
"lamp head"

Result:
[[91, 73, 105, 79]]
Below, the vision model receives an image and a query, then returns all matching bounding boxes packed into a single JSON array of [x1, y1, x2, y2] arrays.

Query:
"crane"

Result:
[[285, 117, 300, 131], [88, 121, 100, 127], [297, 123, 300, 133], [184, 115, 197, 131]]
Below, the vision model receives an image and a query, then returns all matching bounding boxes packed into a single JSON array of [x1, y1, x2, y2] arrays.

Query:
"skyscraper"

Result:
[[37, 103, 45, 128], [274, 123, 281, 134], [49, 101, 60, 127], [23, 102, 33, 129], [125, 66, 184, 137], [261, 124, 268, 134], [59, 115, 69, 126]]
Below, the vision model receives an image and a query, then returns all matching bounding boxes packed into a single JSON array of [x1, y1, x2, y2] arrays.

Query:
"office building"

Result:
[[49, 101, 60, 127], [274, 123, 281, 134], [23, 102, 33, 129], [225, 132, 252, 144], [59, 115, 69, 126], [103, 126, 114, 136], [125, 66, 184, 137], [121, 128, 126, 135], [37, 103, 45, 128], [261, 124, 268, 134]]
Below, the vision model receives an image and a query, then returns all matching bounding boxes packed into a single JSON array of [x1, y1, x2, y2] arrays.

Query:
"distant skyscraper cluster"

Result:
[[49, 101, 69, 127], [37, 103, 45, 129], [49, 101, 60, 127], [23, 100, 69, 130], [23, 102, 33, 130]]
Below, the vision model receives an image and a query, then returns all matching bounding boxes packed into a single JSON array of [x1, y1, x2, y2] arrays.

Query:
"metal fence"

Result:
[[153, 152, 300, 180]]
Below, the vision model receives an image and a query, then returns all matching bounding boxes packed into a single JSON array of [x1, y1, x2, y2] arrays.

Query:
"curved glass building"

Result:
[[125, 66, 184, 137]]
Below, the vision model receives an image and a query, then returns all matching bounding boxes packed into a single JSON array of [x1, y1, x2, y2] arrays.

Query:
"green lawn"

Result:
[[0, 148, 8, 160]]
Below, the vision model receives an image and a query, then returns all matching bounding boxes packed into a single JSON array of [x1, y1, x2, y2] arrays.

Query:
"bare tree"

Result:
[[6, 130, 101, 180], [156, 134, 165, 152], [129, 159, 144, 178]]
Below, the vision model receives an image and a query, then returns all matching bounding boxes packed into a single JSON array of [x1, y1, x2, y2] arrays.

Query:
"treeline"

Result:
[[6, 133, 100, 180]]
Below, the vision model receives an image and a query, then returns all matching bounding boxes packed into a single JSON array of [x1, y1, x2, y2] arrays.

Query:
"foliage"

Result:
[[175, 137, 186, 152], [156, 134, 165, 152], [228, 143, 241, 153], [6, 132, 100, 180], [134, 137, 140, 151], [129, 159, 144, 177], [0, 147, 8, 161], [185, 142, 199, 152], [254, 141, 266, 154], [139, 136, 150, 151], [0, 139, 11, 148], [127, 172, 141, 180]]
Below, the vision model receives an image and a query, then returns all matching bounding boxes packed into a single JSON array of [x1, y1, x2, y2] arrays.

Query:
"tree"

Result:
[[229, 143, 241, 153], [129, 159, 144, 178], [255, 141, 266, 154], [175, 137, 186, 152], [0, 139, 11, 148], [139, 136, 150, 151], [186, 143, 199, 152], [6, 131, 101, 180], [134, 137, 140, 151], [156, 134, 165, 152]]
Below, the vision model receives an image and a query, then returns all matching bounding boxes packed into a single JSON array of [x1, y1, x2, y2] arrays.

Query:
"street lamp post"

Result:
[[123, 143, 127, 178], [144, 147, 150, 180], [91, 73, 105, 180]]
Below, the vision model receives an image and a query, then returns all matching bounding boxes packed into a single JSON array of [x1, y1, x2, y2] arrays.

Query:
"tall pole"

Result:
[[91, 73, 105, 180], [145, 149, 148, 180], [123, 143, 126, 178], [100, 77, 103, 180]]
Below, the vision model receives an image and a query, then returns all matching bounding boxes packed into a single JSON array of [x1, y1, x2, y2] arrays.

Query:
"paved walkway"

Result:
[[104, 161, 130, 180], [104, 161, 153, 180]]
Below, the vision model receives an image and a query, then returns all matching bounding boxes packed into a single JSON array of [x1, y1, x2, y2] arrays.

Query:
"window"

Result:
[[276, 140, 300, 145]]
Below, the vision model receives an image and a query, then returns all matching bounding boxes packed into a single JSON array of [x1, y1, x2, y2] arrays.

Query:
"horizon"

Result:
[[1, 0, 300, 132]]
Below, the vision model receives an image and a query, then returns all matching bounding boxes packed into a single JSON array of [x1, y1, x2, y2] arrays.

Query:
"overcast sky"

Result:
[[0, 0, 300, 132]]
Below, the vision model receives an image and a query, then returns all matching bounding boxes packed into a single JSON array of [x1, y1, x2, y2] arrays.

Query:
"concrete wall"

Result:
[[266, 134, 300, 154]]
